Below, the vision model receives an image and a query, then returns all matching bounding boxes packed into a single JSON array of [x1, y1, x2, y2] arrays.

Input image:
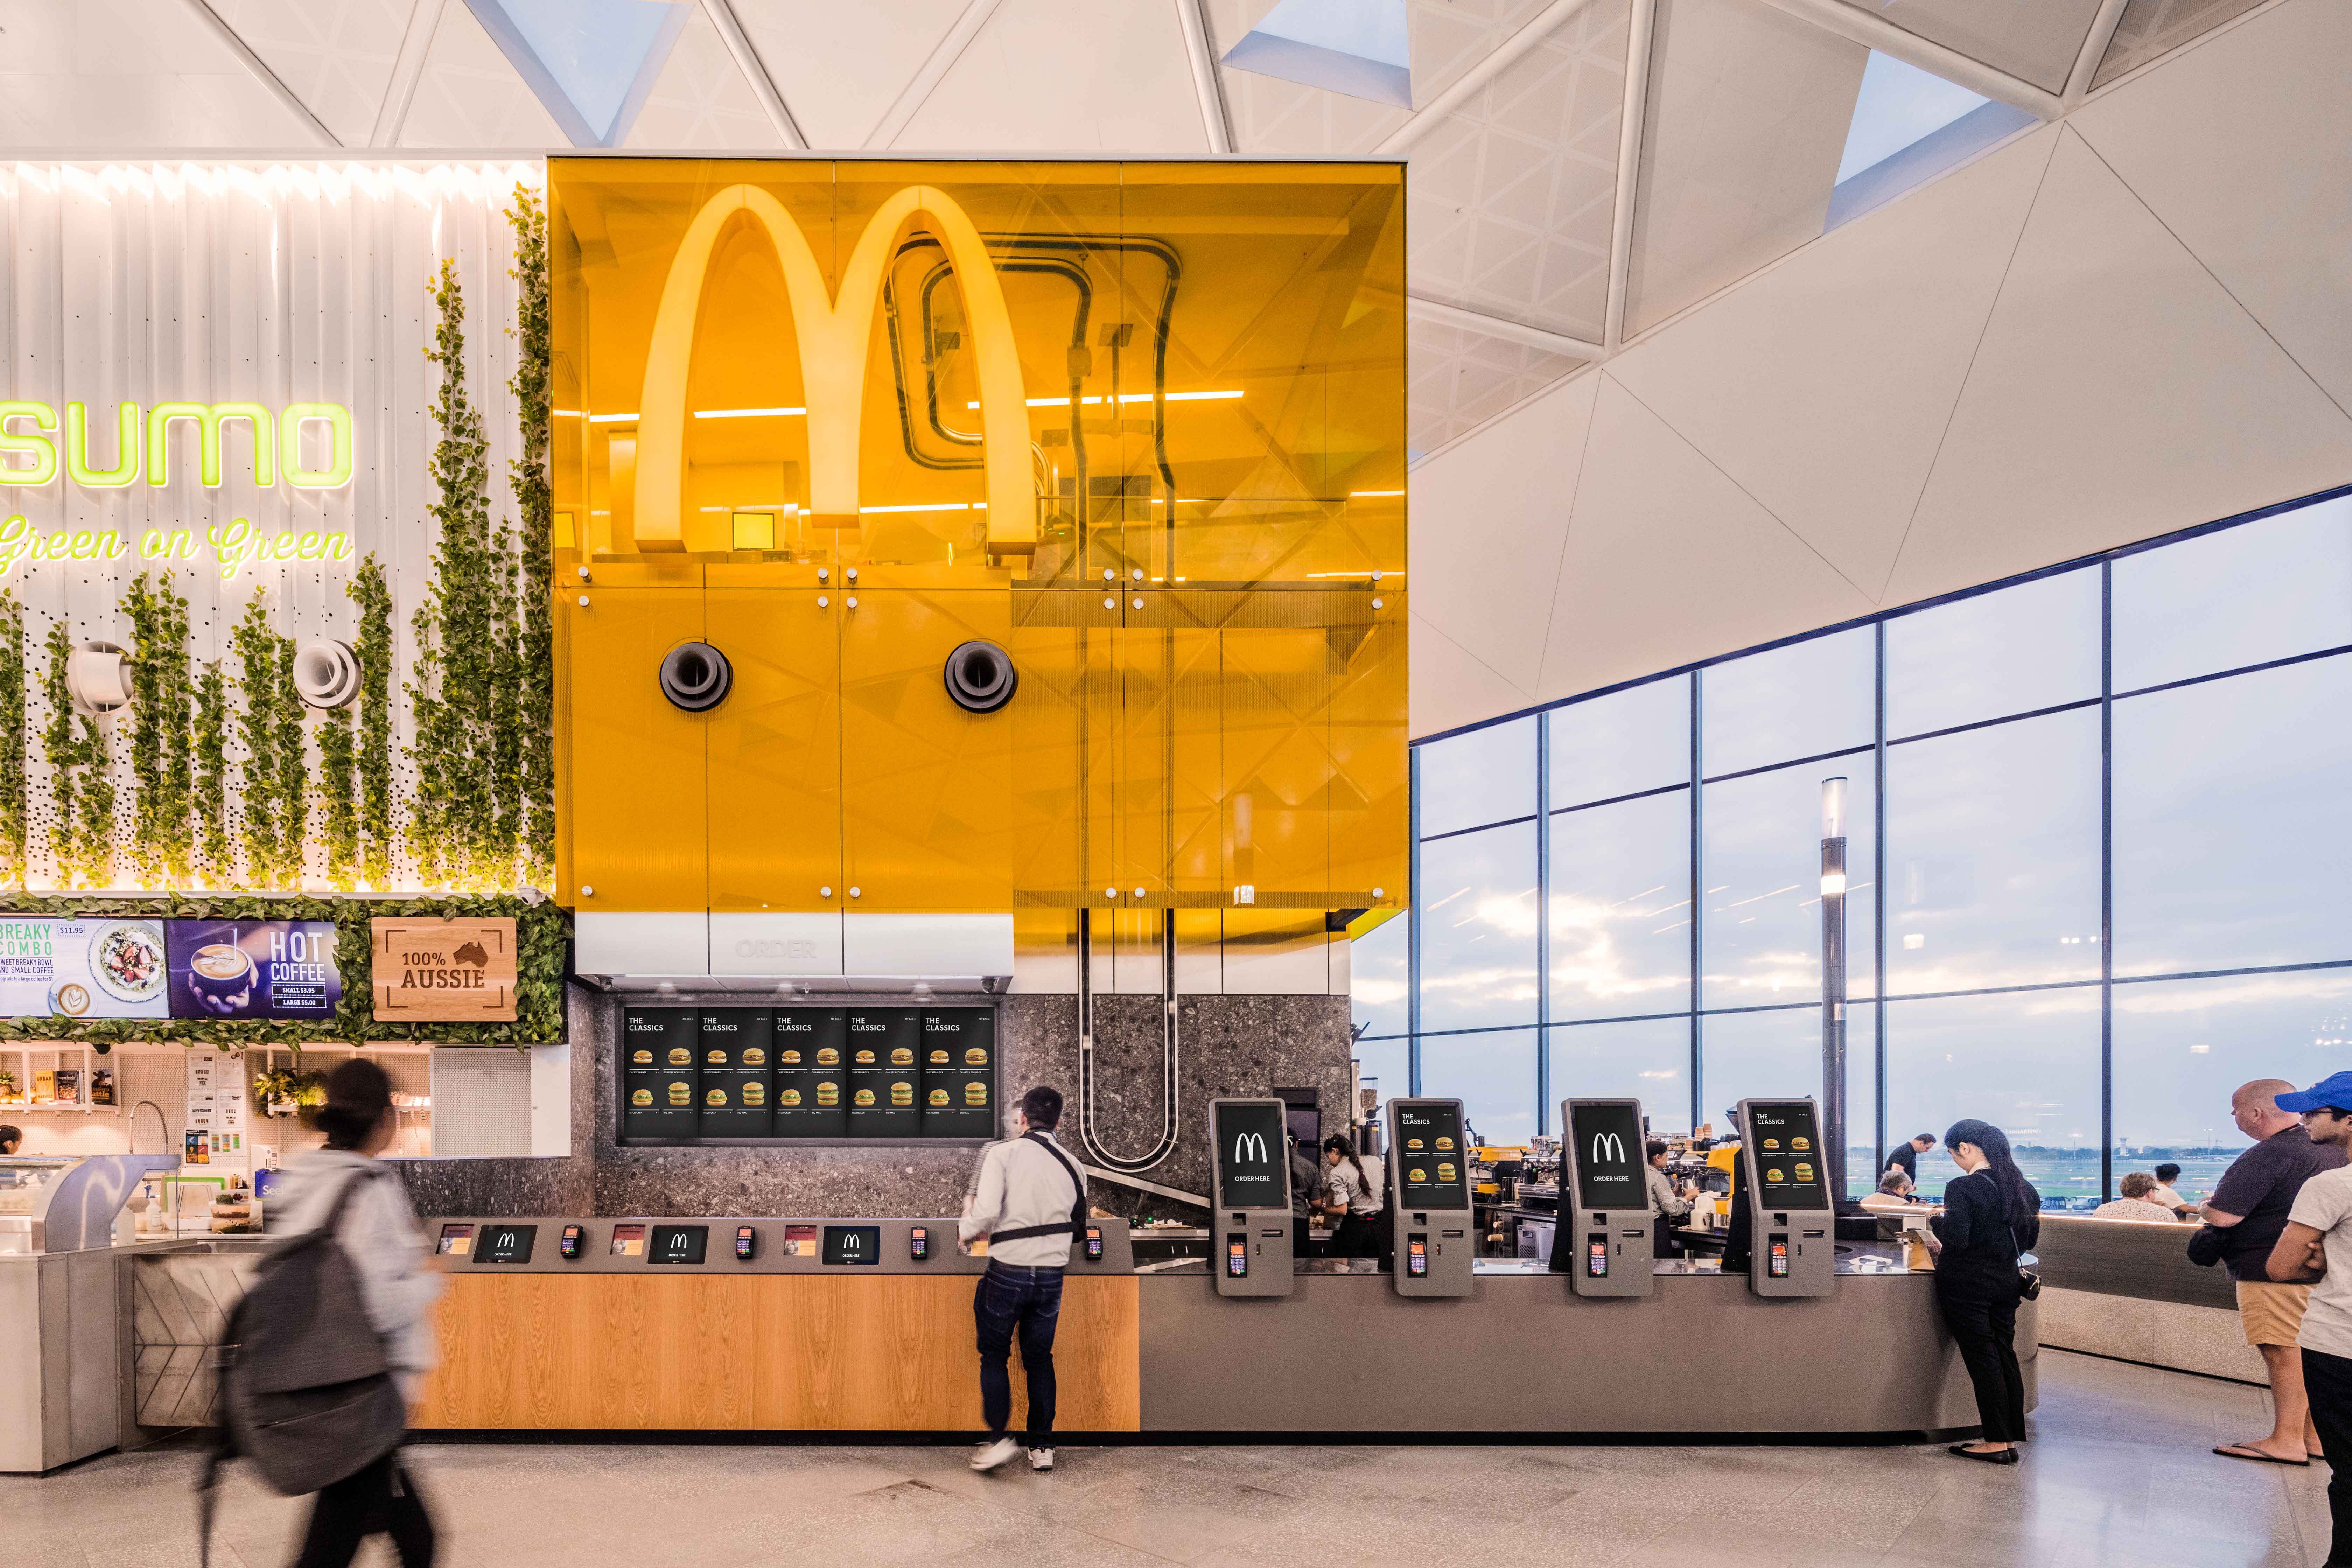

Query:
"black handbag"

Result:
[[2186, 1224, 2228, 1268], [2010, 1221, 2042, 1301]]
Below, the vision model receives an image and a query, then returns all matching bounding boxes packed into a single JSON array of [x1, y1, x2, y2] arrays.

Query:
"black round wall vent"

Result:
[[659, 641, 733, 712], [943, 640, 1018, 714]]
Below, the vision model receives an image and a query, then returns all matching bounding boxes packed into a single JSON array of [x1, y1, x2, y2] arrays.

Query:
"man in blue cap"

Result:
[[2265, 1071, 2352, 1563]]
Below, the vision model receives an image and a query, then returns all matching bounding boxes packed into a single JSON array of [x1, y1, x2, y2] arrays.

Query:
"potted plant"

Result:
[[0, 1067, 16, 1103], [253, 1065, 328, 1122]]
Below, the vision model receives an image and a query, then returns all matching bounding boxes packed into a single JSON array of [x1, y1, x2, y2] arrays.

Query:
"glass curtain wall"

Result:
[[1357, 488, 2352, 1208]]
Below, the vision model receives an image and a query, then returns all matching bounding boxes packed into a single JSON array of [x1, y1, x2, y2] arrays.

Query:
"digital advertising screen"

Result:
[[649, 1225, 708, 1265], [1568, 1101, 1647, 1212], [1393, 1101, 1470, 1211], [477, 1224, 536, 1264], [1212, 1101, 1290, 1211], [0, 916, 169, 1019], [1746, 1101, 1831, 1211], [823, 1224, 881, 1265], [167, 918, 341, 1020]]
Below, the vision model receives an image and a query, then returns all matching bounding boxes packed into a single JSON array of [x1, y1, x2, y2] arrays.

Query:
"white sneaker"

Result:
[[969, 1436, 1021, 1473], [1028, 1448, 1055, 1472]]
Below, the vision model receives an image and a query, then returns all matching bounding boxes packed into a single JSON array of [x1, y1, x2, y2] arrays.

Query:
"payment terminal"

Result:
[[1386, 1097, 1475, 1297], [1735, 1097, 1836, 1298], [1561, 1098, 1656, 1298], [1208, 1098, 1294, 1297]]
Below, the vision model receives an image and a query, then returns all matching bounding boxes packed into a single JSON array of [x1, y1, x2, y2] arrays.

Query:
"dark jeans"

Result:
[[2304, 1346, 2352, 1565], [1939, 1288, 2027, 1443], [1332, 1213, 1381, 1259], [292, 1451, 435, 1568], [974, 1261, 1063, 1446]]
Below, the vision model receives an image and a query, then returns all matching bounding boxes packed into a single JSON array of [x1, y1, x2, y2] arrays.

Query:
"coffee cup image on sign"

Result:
[[668, 1047, 692, 1066], [928, 1087, 949, 1107], [779, 1087, 803, 1107], [185, 943, 256, 1015], [929, 1049, 949, 1065], [816, 1081, 839, 1105], [668, 1082, 693, 1106], [963, 1081, 988, 1105], [48, 981, 92, 1016], [964, 1047, 987, 1066], [632, 1048, 652, 1065], [631, 1088, 653, 1107], [853, 1087, 875, 1106], [817, 1048, 839, 1066], [890, 1082, 913, 1106]]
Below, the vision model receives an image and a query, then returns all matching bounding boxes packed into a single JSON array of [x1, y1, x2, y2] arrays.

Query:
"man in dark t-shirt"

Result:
[[2208, 1077, 2347, 1464], [1885, 1133, 1935, 1183]]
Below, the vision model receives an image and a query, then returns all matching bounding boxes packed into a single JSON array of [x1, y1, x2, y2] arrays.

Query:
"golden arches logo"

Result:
[[632, 183, 1031, 552]]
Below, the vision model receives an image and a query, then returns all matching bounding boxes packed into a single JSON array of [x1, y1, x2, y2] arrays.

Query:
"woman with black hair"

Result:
[[0, 1124, 21, 1155], [1929, 1116, 2041, 1465], [267, 1058, 443, 1566], [1321, 1133, 1386, 1259]]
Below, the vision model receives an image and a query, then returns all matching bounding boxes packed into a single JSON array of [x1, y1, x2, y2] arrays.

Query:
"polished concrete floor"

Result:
[[1, 1350, 2330, 1567]]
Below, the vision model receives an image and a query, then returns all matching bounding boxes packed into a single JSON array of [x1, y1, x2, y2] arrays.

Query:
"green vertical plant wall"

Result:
[[352, 555, 394, 887], [0, 592, 23, 889], [230, 593, 286, 888], [124, 574, 194, 883], [40, 623, 86, 886], [508, 184, 555, 884], [192, 660, 228, 884]]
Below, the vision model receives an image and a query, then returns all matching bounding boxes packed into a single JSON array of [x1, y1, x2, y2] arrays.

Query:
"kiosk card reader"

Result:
[[1209, 1098, 1294, 1296], [1736, 1097, 1836, 1298], [1561, 1098, 1656, 1298], [1387, 1097, 1475, 1297]]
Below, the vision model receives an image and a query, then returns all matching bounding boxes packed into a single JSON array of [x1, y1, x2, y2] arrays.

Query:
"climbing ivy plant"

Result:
[[507, 184, 555, 884], [318, 706, 357, 891], [351, 554, 394, 887], [192, 660, 229, 885], [124, 573, 194, 883], [230, 593, 287, 888], [0, 592, 24, 889], [39, 623, 84, 886]]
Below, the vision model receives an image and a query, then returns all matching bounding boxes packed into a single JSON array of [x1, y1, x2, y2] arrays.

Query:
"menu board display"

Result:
[[845, 1010, 920, 1137], [167, 919, 340, 1020], [0, 917, 170, 1019], [1568, 1101, 1647, 1211], [698, 1009, 774, 1137], [1393, 1101, 1470, 1211], [1746, 1100, 1830, 1210], [1213, 1101, 1290, 1211], [621, 1009, 699, 1141], [919, 1009, 994, 1137], [772, 1009, 848, 1138]]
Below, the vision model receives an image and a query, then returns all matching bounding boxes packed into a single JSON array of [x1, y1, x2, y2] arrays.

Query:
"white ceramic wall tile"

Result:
[[1605, 125, 2058, 598], [1889, 127, 2352, 607], [2069, 0, 2352, 416], [1537, 375, 1872, 703], [1409, 368, 1596, 693]]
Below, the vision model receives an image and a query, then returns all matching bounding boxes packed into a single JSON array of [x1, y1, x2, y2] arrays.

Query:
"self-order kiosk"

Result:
[[1560, 1098, 1656, 1297], [1387, 1097, 1475, 1297], [1736, 1097, 1836, 1297], [1209, 1098, 1295, 1296]]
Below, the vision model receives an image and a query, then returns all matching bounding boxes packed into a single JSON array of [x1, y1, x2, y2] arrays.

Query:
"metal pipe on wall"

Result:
[[1821, 776, 1849, 1201]]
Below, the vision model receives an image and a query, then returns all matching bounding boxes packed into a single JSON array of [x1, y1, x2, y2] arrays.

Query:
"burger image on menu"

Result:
[[853, 1087, 875, 1106], [964, 1082, 988, 1105], [743, 1046, 765, 1066], [668, 1082, 692, 1106], [705, 1087, 726, 1106], [632, 1048, 652, 1065], [855, 1049, 876, 1065], [890, 1082, 913, 1106], [1794, 1163, 1814, 1180], [890, 1046, 913, 1066], [631, 1087, 653, 1107], [779, 1087, 802, 1107], [1792, 1136, 1811, 1151], [964, 1047, 987, 1066], [1436, 1136, 1455, 1152], [929, 1049, 950, 1065], [1407, 1138, 1424, 1151], [928, 1087, 950, 1107], [668, 1047, 692, 1066], [1767, 1167, 1785, 1183], [781, 1049, 801, 1065], [743, 1083, 765, 1106], [1764, 1138, 1780, 1150], [817, 1048, 839, 1066], [706, 1048, 727, 1064], [816, 1081, 839, 1106], [1409, 1167, 1427, 1183], [1437, 1162, 1456, 1181]]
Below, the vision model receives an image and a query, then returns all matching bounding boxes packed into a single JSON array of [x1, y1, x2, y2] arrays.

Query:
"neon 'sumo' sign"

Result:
[[0, 401, 353, 489]]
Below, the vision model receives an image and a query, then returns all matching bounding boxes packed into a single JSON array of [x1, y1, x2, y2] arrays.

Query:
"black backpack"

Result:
[[198, 1167, 408, 1562]]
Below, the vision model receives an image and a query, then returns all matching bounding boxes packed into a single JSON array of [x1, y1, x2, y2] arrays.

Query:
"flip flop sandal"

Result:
[[2214, 1444, 2310, 1466]]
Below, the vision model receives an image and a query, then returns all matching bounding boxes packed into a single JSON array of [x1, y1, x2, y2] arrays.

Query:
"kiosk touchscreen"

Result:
[[1561, 1098, 1655, 1298], [1208, 1098, 1294, 1297], [1736, 1097, 1836, 1297], [1386, 1098, 1474, 1297]]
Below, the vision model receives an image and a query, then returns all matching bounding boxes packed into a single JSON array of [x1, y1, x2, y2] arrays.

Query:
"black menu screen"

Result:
[[1213, 1101, 1290, 1211], [1569, 1102, 1646, 1212], [1746, 1101, 1830, 1210], [1393, 1101, 1470, 1211]]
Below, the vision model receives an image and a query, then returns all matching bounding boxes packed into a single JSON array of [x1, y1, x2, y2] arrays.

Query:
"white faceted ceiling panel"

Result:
[[624, 2, 783, 148], [1407, 0, 1629, 343], [401, 0, 568, 147], [1409, 316, 1593, 459], [209, 0, 410, 147], [2094, 0, 2267, 88], [729, 0, 969, 148], [1860, 0, 2107, 94], [894, 0, 1207, 153], [0, 0, 321, 149]]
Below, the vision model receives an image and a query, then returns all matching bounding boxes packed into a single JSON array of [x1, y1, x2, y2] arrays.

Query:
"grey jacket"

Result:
[[270, 1151, 444, 1398]]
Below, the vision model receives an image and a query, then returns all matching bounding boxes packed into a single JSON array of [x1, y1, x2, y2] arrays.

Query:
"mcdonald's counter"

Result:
[[410, 1216, 2029, 1440]]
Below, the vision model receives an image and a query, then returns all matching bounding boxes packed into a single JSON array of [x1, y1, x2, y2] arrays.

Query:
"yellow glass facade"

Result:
[[552, 158, 1407, 934]]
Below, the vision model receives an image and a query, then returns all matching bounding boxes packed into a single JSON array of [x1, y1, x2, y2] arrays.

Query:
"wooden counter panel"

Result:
[[413, 1274, 1140, 1431]]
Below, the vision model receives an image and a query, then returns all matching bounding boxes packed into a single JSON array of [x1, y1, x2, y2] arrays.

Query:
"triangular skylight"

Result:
[[1826, 51, 2037, 232], [1223, 0, 1412, 108], [463, 0, 689, 148]]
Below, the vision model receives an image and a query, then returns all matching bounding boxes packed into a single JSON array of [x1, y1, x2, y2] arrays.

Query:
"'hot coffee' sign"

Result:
[[370, 918, 518, 1022]]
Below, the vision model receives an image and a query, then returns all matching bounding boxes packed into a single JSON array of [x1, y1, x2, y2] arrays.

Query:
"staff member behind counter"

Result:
[[1321, 1133, 1386, 1258], [1647, 1140, 1692, 1256]]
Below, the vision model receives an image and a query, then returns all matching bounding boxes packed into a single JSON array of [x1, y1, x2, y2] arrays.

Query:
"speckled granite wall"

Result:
[[396, 983, 1351, 1221]]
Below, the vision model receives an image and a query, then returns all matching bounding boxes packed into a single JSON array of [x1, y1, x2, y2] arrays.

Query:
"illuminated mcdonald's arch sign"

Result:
[[632, 184, 1031, 552], [0, 400, 354, 489]]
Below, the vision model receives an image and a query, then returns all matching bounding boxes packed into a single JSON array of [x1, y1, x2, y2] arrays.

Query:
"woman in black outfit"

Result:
[[1929, 1116, 2040, 1464]]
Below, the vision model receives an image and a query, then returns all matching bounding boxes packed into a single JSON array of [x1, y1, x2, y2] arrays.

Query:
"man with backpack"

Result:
[[206, 1058, 445, 1567], [960, 1085, 1086, 1476]]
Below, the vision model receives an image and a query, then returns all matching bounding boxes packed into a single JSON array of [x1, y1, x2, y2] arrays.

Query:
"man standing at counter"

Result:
[[2266, 1073, 2352, 1561], [2209, 1077, 2342, 1466], [961, 1085, 1086, 1476]]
